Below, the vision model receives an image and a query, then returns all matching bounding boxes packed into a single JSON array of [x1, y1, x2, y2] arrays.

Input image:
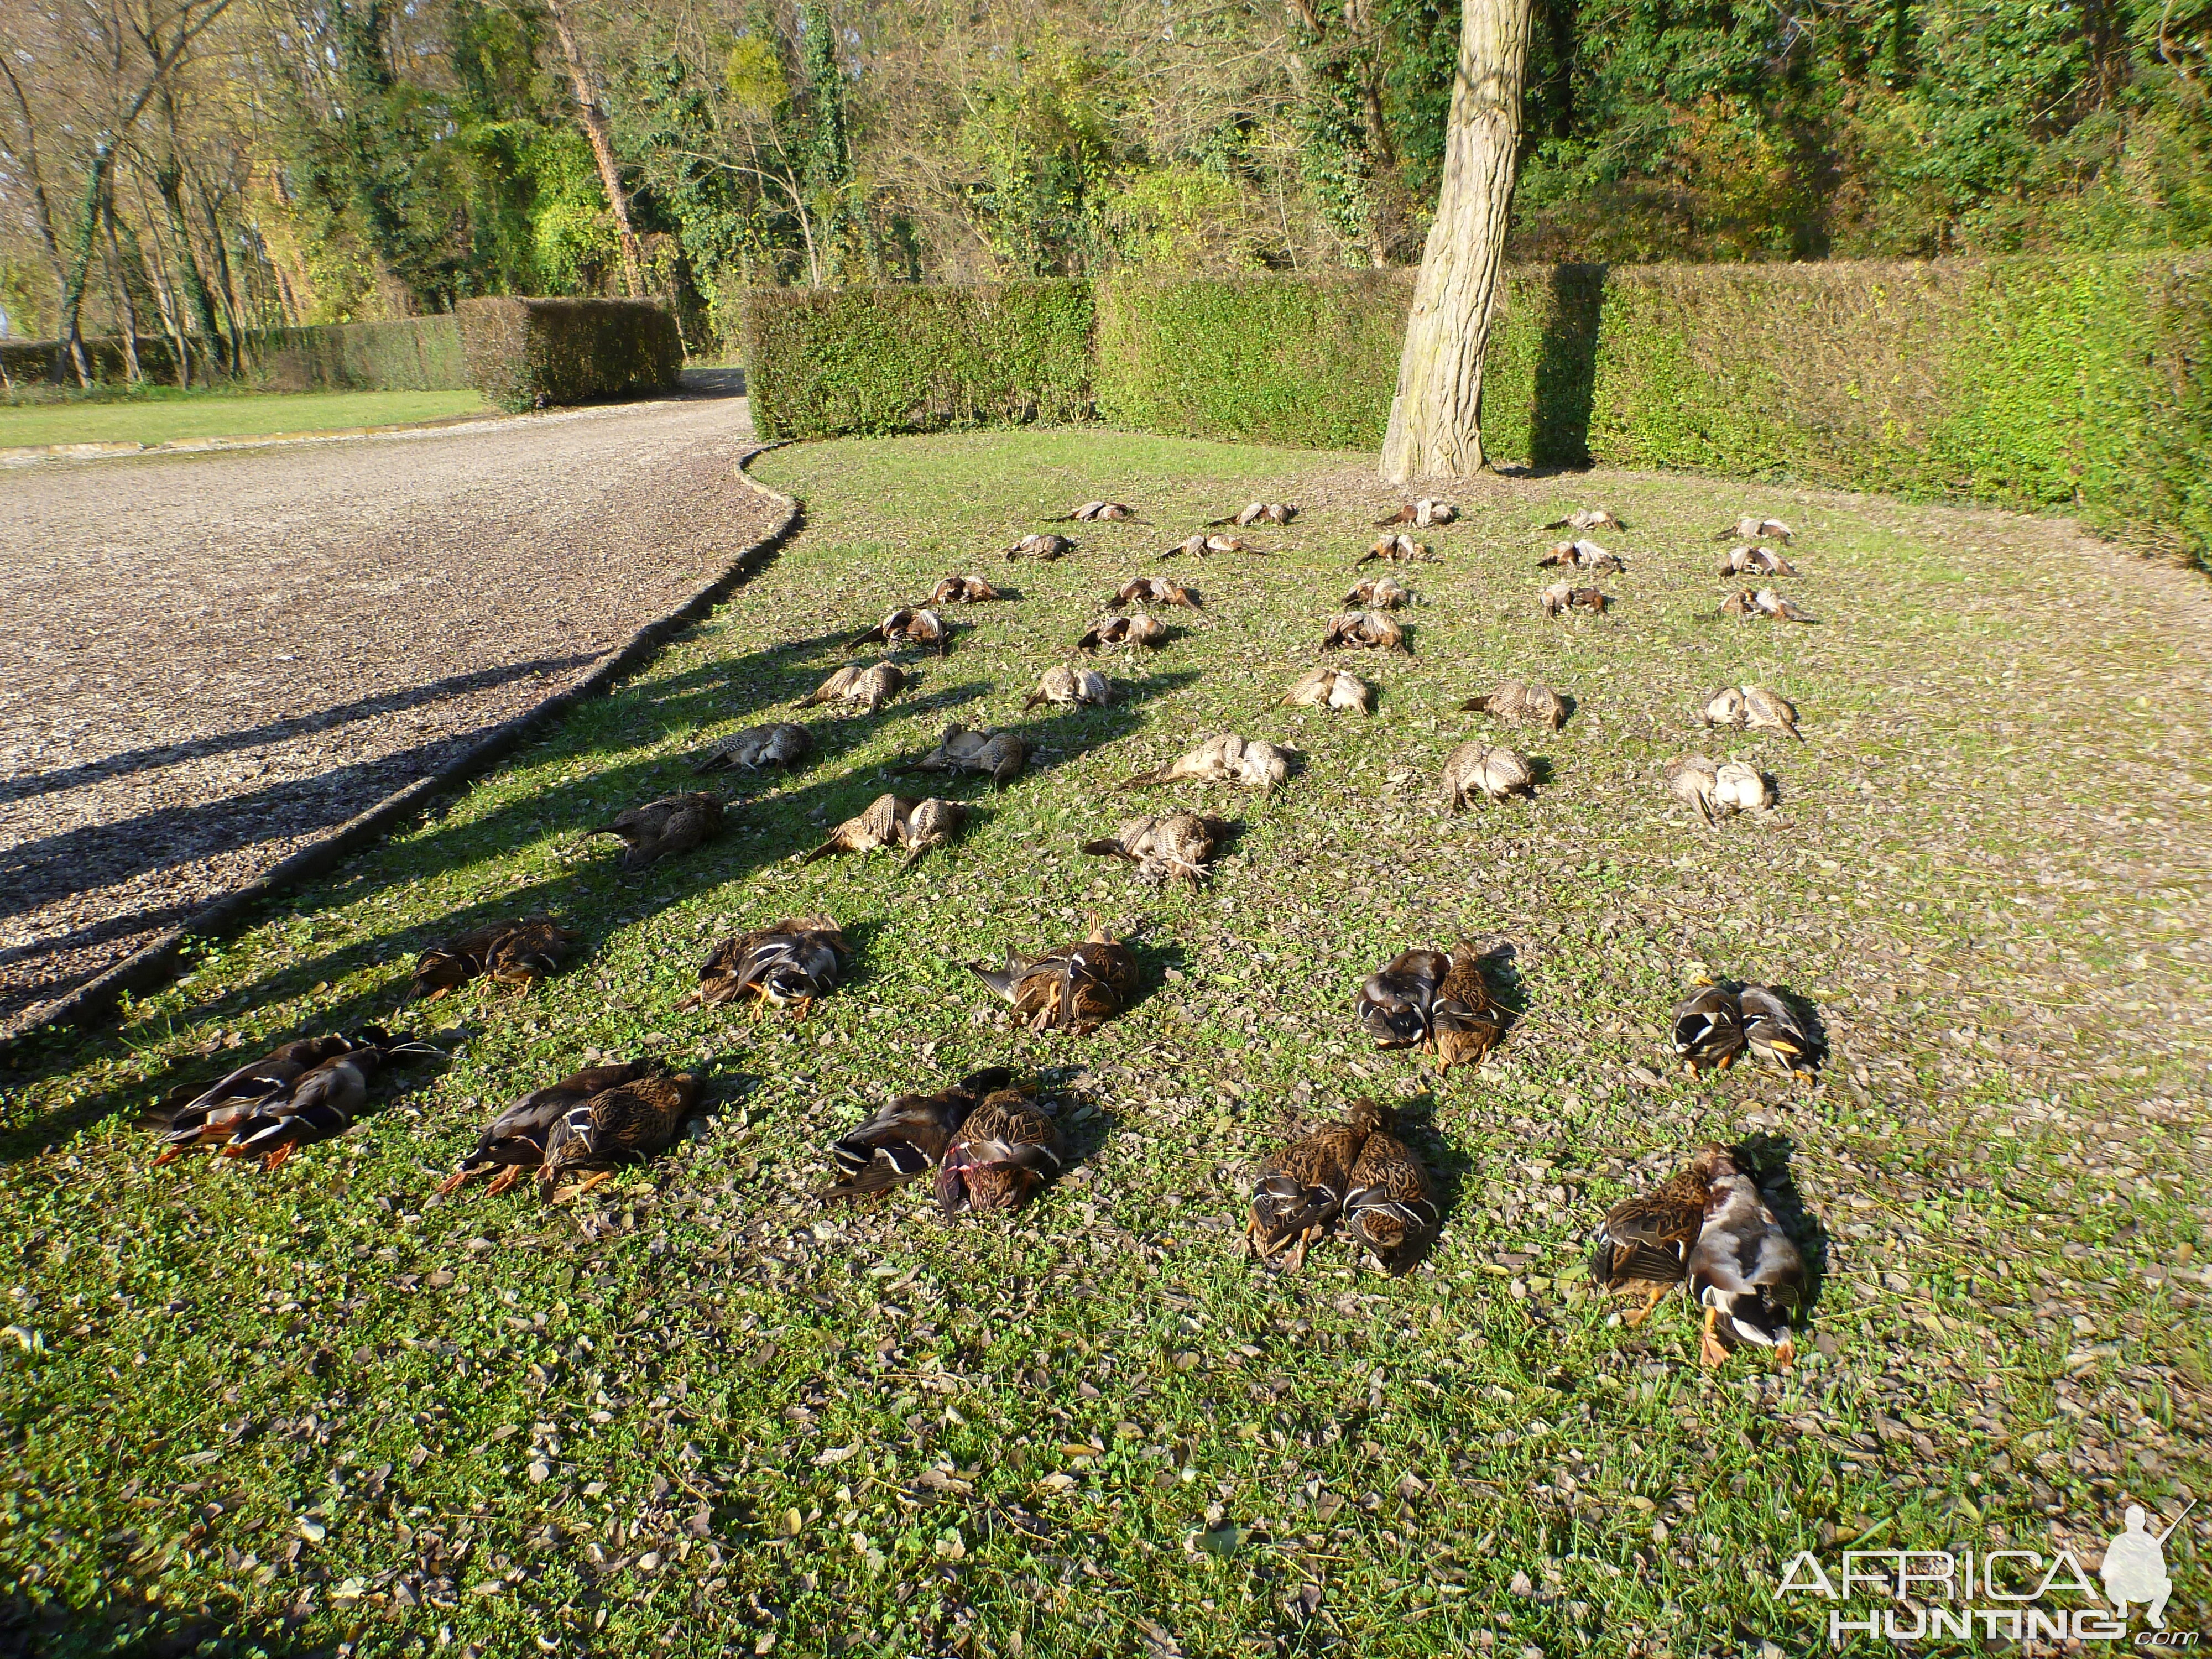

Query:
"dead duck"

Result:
[[538, 1068, 703, 1202], [930, 574, 1006, 604], [1721, 587, 1815, 623], [1341, 1120, 1440, 1271], [1429, 943, 1509, 1070], [1211, 501, 1298, 526], [1108, 576, 1200, 609], [1664, 754, 1722, 826], [935, 1080, 1067, 1214], [1687, 1147, 1807, 1368], [1357, 533, 1433, 567], [1024, 664, 1111, 711], [1080, 811, 1228, 888], [804, 661, 906, 713], [1280, 665, 1374, 715], [817, 1066, 1014, 1202], [1671, 980, 1746, 1073], [1323, 609, 1410, 653], [1539, 539, 1626, 573], [1119, 733, 1290, 792], [213, 1034, 442, 1172], [1441, 740, 1534, 808], [1740, 985, 1818, 1081], [909, 724, 1027, 789], [1741, 685, 1802, 740], [1587, 1144, 1724, 1324], [1714, 515, 1795, 545], [1462, 679, 1568, 732], [1162, 533, 1274, 558], [593, 791, 723, 868], [1542, 507, 1627, 532], [1717, 544, 1798, 578], [1714, 760, 1775, 816], [849, 606, 952, 656], [154, 1032, 374, 1164], [1375, 498, 1457, 527], [692, 721, 812, 775], [1052, 500, 1143, 523], [801, 794, 967, 865], [969, 916, 1139, 1034], [1540, 581, 1610, 618], [1078, 613, 1168, 650], [695, 915, 853, 1012], [1356, 949, 1450, 1048], [411, 916, 574, 1002], [1343, 574, 1411, 609], [436, 1062, 650, 1197], [1006, 533, 1076, 561], [1247, 1098, 1389, 1269]]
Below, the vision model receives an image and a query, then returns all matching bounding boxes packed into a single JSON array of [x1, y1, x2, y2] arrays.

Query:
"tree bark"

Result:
[[1378, 0, 1532, 482], [542, 0, 643, 298]]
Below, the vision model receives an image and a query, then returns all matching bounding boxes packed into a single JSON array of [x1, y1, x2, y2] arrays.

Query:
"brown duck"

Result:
[[1717, 544, 1798, 577], [694, 915, 853, 1013], [1542, 507, 1626, 532], [692, 721, 812, 775], [594, 791, 723, 868], [154, 1031, 372, 1163], [1323, 609, 1409, 653], [436, 1062, 650, 1197], [1687, 1147, 1808, 1367], [1080, 811, 1228, 888], [908, 724, 1027, 789], [1078, 613, 1168, 650], [1343, 574, 1411, 609], [538, 1069, 703, 1201], [1540, 581, 1610, 617], [1539, 539, 1625, 572], [1441, 741, 1534, 808], [1429, 943, 1509, 1070], [1006, 532, 1075, 561], [801, 794, 967, 865], [1108, 576, 1200, 609], [1587, 1144, 1724, 1324], [934, 1081, 1067, 1214], [1119, 733, 1290, 792], [818, 1066, 1014, 1201], [411, 916, 574, 1001], [968, 916, 1139, 1034], [1342, 1120, 1440, 1271], [1462, 680, 1568, 732], [1210, 502, 1297, 526], [1721, 587, 1815, 623], [1714, 515, 1794, 545], [1357, 533, 1434, 567], [849, 606, 952, 655], [804, 661, 906, 712], [1375, 498, 1457, 528], [1052, 500, 1143, 523], [1246, 1098, 1389, 1269], [1025, 664, 1112, 711], [930, 574, 1006, 604], [1280, 665, 1374, 714]]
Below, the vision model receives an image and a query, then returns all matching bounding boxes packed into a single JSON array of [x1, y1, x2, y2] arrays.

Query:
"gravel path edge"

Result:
[[3, 441, 800, 1054]]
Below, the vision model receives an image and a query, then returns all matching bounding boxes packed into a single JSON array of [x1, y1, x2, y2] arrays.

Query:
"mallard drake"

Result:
[[801, 795, 967, 866], [692, 721, 813, 775], [909, 724, 1027, 789], [695, 914, 852, 1013], [849, 606, 952, 656], [1542, 508, 1627, 532], [1080, 810, 1228, 888], [1052, 500, 1143, 523], [1541, 581, 1610, 617], [1109, 576, 1201, 610], [1741, 685, 1802, 740], [410, 917, 573, 1002], [935, 1081, 1066, 1214], [1722, 587, 1815, 623], [818, 1067, 1014, 1201], [1739, 985, 1817, 1081], [1586, 1144, 1724, 1324], [1716, 544, 1798, 577], [1247, 1098, 1389, 1269], [215, 1034, 442, 1172], [1714, 515, 1794, 545], [1118, 733, 1290, 792], [1664, 754, 1721, 826], [1687, 1147, 1807, 1367], [1441, 740, 1534, 808], [154, 1032, 372, 1164], [1356, 949, 1450, 1047], [538, 1069, 703, 1201], [1357, 533, 1433, 567], [1343, 575, 1411, 609], [1430, 942, 1509, 1070], [1078, 613, 1168, 650], [1462, 680, 1568, 732], [930, 574, 1006, 604], [1023, 663, 1112, 711], [804, 661, 906, 712], [1006, 533, 1076, 561], [1211, 501, 1297, 526], [1323, 609, 1410, 653], [1280, 665, 1374, 714], [435, 1062, 650, 1197], [968, 916, 1139, 1034], [1539, 539, 1625, 572], [1342, 1121, 1440, 1270], [594, 791, 723, 868], [1375, 498, 1457, 527], [1714, 761, 1774, 816], [1671, 981, 1745, 1073]]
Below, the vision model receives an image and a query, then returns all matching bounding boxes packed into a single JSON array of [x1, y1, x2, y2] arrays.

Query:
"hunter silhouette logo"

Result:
[[2104, 1503, 2194, 1630]]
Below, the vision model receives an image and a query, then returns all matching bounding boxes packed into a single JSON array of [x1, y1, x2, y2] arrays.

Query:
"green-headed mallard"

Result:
[[818, 1067, 1014, 1202], [1080, 810, 1228, 888], [1247, 1098, 1389, 1269], [692, 721, 813, 775], [1587, 1144, 1723, 1324], [1119, 732, 1290, 792], [1441, 740, 1534, 809], [538, 1069, 703, 1202], [695, 914, 853, 1014], [411, 916, 573, 1002], [1687, 1147, 1807, 1368], [436, 1062, 650, 1197]]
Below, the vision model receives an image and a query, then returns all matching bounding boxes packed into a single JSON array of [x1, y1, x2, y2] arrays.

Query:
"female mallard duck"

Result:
[[1052, 500, 1143, 523], [1024, 664, 1112, 711], [538, 1070, 703, 1202], [1247, 1098, 1389, 1269], [1429, 943, 1509, 1070], [1538, 539, 1625, 572], [1664, 754, 1721, 826], [1357, 949, 1449, 1047], [411, 916, 574, 1001], [1211, 502, 1297, 527], [1463, 680, 1568, 732], [692, 721, 812, 775], [1714, 761, 1774, 816], [849, 606, 952, 656], [1714, 514, 1794, 545], [436, 1062, 650, 1197], [1540, 581, 1610, 617], [154, 1032, 372, 1164], [1717, 544, 1798, 578], [1080, 811, 1227, 888], [1542, 507, 1627, 533], [968, 916, 1138, 1034], [593, 791, 724, 868], [818, 1067, 1014, 1201], [1441, 741, 1534, 809], [1588, 1145, 1724, 1324], [1323, 609, 1410, 654], [1375, 498, 1456, 528], [1687, 1148, 1807, 1367], [1342, 1121, 1440, 1271], [1357, 534, 1433, 567], [930, 574, 1006, 604], [804, 661, 906, 712], [934, 1081, 1066, 1214], [216, 1034, 442, 1172], [908, 724, 1027, 789], [695, 915, 852, 1014], [1006, 533, 1075, 561], [1109, 576, 1201, 609], [1722, 587, 1815, 623], [1671, 980, 1745, 1072], [1078, 613, 1168, 650], [1740, 685, 1802, 740], [1118, 733, 1290, 792], [1739, 985, 1817, 1081], [800, 795, 967, 866], [1343, 574, 1411, 609], [1280, 665, 1374, 715]]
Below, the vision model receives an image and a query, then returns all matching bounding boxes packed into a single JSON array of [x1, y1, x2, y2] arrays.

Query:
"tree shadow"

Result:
[[1527, 263, 1605, 471], [1733, 1131, 1829, 1314]]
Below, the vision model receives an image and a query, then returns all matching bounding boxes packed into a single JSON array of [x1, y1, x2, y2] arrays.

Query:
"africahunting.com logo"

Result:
[[1775, 1503, 2198, 1646]]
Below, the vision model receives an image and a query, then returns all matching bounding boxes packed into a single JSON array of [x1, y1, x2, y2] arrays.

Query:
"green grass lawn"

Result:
[[3, 429, 2206, 1657], [0, 387, 493, 449]]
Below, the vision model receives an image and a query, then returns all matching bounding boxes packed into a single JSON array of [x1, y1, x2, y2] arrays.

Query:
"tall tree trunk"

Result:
[[542, 0, 643, 297], [0, 56, 84, 381], [156, 153, 227, 374], [1379, 0, 1533, 482], [102, 189, 145, 383]]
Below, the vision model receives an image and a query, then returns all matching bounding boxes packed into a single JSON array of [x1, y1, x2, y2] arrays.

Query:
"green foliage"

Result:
[[456, 296, 684, 411], [956, 53, 1120, 276], [742, 280, 1096, 439], [248, 317, 469, 393]]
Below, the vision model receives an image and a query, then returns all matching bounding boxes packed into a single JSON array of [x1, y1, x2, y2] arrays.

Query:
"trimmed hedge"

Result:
[[457, 296, 683, 411], [740, 281, 1095, 441], [0, 317, 466, 393]]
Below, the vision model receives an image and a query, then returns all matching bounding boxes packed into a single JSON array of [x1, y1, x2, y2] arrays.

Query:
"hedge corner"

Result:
[[457, 296, 684, 413]]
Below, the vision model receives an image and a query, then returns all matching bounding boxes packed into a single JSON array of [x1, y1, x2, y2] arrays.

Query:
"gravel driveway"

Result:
[[0, 388, 775, 1036]]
